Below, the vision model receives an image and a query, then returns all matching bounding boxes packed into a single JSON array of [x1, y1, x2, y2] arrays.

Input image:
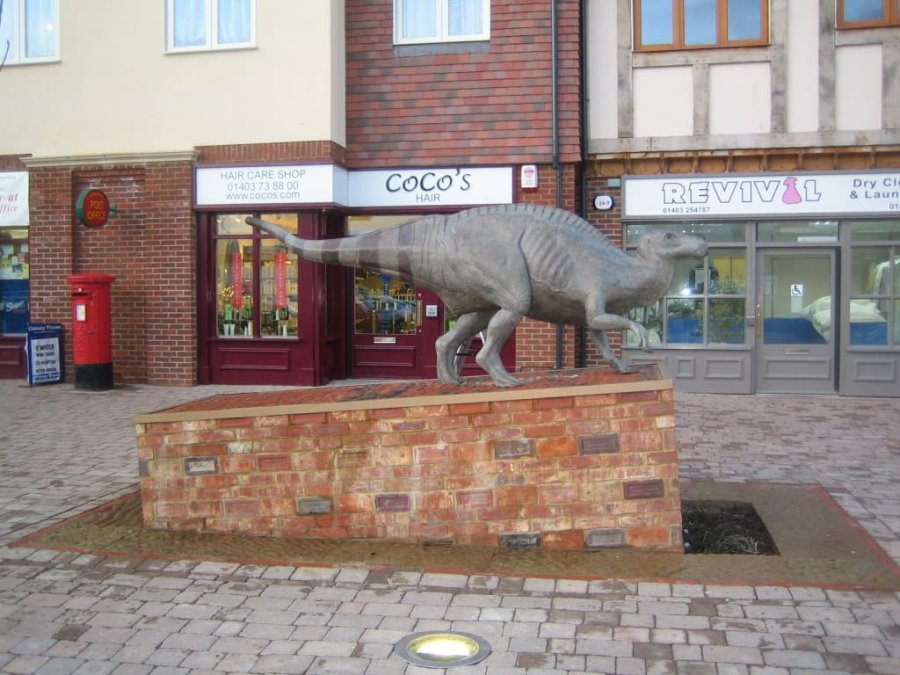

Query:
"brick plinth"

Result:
[[136, 367, 683, 551]]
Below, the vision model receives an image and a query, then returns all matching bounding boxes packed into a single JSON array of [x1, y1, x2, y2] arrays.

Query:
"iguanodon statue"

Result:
[[246, 204, 708, 387]]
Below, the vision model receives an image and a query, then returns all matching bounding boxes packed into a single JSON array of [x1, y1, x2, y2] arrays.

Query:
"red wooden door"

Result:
[[350, 268, 441, 380]]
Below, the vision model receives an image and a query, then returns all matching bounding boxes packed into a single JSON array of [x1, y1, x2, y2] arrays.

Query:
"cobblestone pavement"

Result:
[[1, 380, 898, 674]]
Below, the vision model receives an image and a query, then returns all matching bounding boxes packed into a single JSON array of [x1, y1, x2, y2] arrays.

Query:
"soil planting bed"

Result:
[[682, 500, 778, 555]]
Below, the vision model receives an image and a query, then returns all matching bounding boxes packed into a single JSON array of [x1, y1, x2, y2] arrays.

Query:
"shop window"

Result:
[[0, 0, 59, 65], [166, 0, 255, 52], [625, 223, 748, 347], [837, 0, 900, 28], [394, 0, 489, 45], [849, 220, 900, 347], [758, 220, 839, 244], [634, 0, 768, 52], [0, 227, 29, 335], [214, 213, 298, 339]]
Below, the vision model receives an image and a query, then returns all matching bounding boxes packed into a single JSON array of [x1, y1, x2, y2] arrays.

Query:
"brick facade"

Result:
[[345, 0, 581, 168], [137, 368, 683, 551], [27, 159, 196, 386]]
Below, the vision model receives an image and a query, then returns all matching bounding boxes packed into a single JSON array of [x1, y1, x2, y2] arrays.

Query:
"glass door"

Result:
[[348, 215, 441, 379], [756, 249, 837, 393]]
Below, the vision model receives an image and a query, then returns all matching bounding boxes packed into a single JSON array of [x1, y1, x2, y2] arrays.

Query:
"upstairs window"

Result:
[[166, 0, 255, 53], [0, 0, 59, 65], [394, 0, 489, 45], [838, 0, 900, 28], [634, 0, 768, 52]]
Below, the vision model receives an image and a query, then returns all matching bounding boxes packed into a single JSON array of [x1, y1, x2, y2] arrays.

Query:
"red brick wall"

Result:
[[345, 0, 581, 168], [29, 160, 196, 386], [138, 370, 683, 550], [196, 142, 345, 165]]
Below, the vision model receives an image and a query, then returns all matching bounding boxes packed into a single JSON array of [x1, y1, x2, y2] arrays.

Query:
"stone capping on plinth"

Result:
[[133, 376, 673, 425]]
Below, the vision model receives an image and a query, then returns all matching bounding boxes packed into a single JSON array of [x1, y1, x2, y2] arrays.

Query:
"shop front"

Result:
[[620, 171, 900, 397], [0, 172, 30, 380], [195, 164, 516, 386]]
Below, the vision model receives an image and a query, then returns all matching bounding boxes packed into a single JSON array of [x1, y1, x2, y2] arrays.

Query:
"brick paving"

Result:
[[1, 379, 899, 674]]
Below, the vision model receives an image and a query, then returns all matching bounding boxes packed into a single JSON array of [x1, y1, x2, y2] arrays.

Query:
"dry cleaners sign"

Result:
[[195, 165, 513, 208], [623, 172, 900, 219]]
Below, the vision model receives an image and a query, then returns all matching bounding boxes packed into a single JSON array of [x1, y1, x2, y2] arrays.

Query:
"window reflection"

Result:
[[728, 0, 763, 40], [684, 0, 717, 46], [843, 0, 885, 22], [640, 0, 674, 45], [260, 240, 298, 338], [626, 223, 747, 348], [666, 298, 704, 344], [354, 270, 417, 335], [214, 213, 299, 339], [0, 228, 29, 335], [216, 238, 253, 337], [849, 244, 897, 347]]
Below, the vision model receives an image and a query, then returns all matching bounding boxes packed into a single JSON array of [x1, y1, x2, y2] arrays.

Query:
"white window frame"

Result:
[[394, 0, 490, 45], [166, 0, 256, 53], [0, 0, 60, 66]]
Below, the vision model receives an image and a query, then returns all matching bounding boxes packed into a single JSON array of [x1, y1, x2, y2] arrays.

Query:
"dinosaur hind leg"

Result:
[[476, 309, 524, 387], [436, 310, 494, 384]]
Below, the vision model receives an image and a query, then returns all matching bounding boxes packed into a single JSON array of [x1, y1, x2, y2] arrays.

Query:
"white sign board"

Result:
[[348, 167, 513, 207], [195, 164, 513, 209], [0, 172, 29, 226], [623, 172, 900, 219], [196, 164, 343, 206]]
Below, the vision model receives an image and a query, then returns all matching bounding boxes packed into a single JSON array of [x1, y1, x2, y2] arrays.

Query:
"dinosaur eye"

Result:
[[664, 233, 675, 240]]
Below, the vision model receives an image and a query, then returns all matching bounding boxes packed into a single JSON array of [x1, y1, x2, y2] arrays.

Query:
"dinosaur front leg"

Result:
[[435, 310, 493, 385], [585, 295, 651, 372], [476, 308, 525, 387], [588, 328, 633, 374]]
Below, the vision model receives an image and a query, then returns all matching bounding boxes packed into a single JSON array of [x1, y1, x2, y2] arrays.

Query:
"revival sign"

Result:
[[623, 172, 900, 219]]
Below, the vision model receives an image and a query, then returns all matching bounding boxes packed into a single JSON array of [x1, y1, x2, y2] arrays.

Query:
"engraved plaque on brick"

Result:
[[184, 456, 218, 476], [296, 497, 332, 516], [578, 434, 620, 455], [375, 494, 411, 512], [585, 528, 626, 549], [623, 479, 665, 500], [501, 533, 541, 548], [457, 490, 493, 508], [494, 439, 535, 460]]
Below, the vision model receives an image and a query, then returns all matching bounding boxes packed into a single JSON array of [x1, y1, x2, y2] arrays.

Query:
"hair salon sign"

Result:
[[623, 172, 900, 219], [195, 164, 513, 208]]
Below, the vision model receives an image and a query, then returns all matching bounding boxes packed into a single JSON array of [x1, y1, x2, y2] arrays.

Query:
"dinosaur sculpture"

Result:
[[246, 204, 708, 387]]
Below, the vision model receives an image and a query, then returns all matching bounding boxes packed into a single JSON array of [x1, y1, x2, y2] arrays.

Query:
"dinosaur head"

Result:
[[637, 231, 708, 262]]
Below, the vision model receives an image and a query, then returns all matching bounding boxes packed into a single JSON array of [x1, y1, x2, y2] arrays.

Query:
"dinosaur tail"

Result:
[[245, 216, 407, 272]]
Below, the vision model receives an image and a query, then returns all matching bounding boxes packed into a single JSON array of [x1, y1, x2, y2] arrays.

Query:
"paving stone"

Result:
[[251, 654, 315, 674]]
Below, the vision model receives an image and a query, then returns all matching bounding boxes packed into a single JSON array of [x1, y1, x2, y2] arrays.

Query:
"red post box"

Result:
[[69, 273, 116, 390]]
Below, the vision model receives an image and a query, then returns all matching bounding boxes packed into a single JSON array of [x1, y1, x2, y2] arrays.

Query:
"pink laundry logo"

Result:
[[782, 177, 803, 205]]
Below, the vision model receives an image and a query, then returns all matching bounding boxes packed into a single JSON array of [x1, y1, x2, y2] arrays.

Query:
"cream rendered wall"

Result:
[[835, 44, 883, 131], [2, 0, 344, 158], [633, 67, 693, 137], [785, 0, 818, 133], [586, 0, 618, 140], [708, 63, 771, 135]]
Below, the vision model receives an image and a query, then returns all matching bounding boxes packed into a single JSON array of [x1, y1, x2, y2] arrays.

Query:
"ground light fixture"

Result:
[[394, 631, 492, 668]]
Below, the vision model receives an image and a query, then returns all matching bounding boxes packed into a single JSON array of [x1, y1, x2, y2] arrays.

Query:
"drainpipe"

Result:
[[552, 0, 565, 371], [576, 0, 588, 368]]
